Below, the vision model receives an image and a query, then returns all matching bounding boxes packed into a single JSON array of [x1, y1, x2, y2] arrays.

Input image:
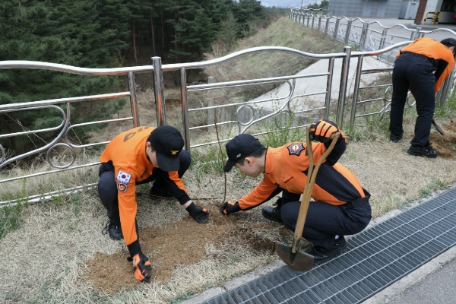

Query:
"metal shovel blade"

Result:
[[432, 118, 444, 135], [275, 241, 314, 272]]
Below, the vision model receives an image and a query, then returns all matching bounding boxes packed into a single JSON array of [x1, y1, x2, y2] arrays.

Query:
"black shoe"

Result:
[[149, 186, 173, 199], [102, 221, 123, 240], [407, 144, 437, 158], [305, 237, 346, 265], [390, 132, 403, 143], [262, 198, 283, 223]]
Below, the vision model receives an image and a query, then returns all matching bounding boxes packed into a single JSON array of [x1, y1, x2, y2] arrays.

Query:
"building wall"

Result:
[[328, 0, 409, 19]]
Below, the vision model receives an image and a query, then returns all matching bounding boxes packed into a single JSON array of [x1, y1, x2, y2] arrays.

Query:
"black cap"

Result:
[[224, 134, 265, 172], [441, 38, 456, 47], [148, 126, 184, 171]]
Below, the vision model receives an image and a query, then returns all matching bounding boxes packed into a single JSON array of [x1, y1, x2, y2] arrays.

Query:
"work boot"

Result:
[[102, 221, 123, 240], [149, 186, 173, 199], [305, 236, 346, 265], [262, 197, 283, 223], [407, 143, 437, 158], [389, 132, 403, 143]]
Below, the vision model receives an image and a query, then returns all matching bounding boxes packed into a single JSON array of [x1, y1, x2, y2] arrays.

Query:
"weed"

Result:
[[418, 187, 431, 198], [260, 112, 306, 147], [229, 256, 242, 263], [0, 202, 23, 239], [171, 290, 197, 303]]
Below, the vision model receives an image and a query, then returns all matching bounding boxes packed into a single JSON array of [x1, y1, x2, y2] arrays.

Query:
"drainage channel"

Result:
[[202, 187, 456, 304]]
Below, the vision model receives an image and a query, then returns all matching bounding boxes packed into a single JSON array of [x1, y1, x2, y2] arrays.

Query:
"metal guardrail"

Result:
[[0, 33, 453, 206], [290, 8, 456, 125]]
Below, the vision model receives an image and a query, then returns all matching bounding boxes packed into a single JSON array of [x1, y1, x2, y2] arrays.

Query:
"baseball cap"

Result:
[[223, 134, 266, 172], [441, 38, 456, 47], [148, 126, 184, 171]]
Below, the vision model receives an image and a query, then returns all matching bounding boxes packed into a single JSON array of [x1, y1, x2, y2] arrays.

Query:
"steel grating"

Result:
[[202, 187, 456, 304]]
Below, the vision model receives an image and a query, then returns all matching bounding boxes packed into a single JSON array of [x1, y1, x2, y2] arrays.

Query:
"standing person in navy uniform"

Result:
[[389, 37, 455, 158]]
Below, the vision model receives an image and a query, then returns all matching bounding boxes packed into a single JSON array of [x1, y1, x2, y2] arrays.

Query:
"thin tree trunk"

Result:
[[132, 22, 137, 65], [174, 11, 179, 62], [150, 13, 156, 55], [160, 11, 165, 57]]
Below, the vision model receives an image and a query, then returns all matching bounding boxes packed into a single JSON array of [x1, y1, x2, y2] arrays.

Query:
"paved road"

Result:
[[364, 246, 456, 304], [387, 257, 456, 304]]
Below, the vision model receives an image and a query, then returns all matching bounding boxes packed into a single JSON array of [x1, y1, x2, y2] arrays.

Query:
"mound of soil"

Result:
[[84, 202, 283, 294], [429, 120, 456, 158]]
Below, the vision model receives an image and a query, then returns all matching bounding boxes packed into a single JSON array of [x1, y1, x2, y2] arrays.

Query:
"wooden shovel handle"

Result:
[[291, 126, 340, 253]]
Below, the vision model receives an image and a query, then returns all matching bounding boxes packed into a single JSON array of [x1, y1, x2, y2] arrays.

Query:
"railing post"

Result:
[[307, 12, 311, 27], [318, 15, 322, 31], [334, 18, 340, 40], [128, 71, 140, 127], [345, 20, 352, 44], [152, 56, 166, 126], [180, 67, 190, 151], [324, 58, 335, 120], [379, 28, 388, 49], [311, 14, 315, 29], [411, 27, 421, 40], [325, 17, 330, 36], [336, 46, 351, 128], [438, 72, 454, 106], [359, 22, 368, 51], [349, 55, 364, 129]]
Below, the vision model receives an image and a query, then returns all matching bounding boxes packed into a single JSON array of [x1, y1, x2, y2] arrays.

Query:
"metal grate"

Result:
[[202, 187, 456, 304]]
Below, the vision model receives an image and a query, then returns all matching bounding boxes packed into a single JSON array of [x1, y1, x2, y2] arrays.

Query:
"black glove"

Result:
[[309, 119, 340, 143], [221, 201, 241, 215], [131, 253, 152, 283], [186, 202, 209, 223]]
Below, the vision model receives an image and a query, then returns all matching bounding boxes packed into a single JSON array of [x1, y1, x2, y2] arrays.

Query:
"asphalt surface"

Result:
[[387, 257, 456, 304]]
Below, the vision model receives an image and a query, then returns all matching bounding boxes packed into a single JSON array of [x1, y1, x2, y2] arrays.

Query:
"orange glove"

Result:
[[309, 119, 344, 142], [131, 253, 152, 282]]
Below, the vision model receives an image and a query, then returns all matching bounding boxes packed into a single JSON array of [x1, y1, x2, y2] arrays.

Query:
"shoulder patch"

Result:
[[287, 143, 305, 156], [117, 183, 128, 192], [116, 170, 132, 184]]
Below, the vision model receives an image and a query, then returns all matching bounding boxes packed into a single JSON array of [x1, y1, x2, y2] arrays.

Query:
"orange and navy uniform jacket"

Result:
[[397, 37, 455, 92], [237, 135, 366, 209], [100, 126, 190, 253]]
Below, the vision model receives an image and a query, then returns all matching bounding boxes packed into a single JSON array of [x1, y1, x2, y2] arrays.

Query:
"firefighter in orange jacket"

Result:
[[98, 125, 209, 282], [389, 37, 456, 158], [221, 120, 371, 265]]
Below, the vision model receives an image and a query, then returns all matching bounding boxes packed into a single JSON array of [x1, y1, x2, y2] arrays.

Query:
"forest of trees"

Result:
[[0, 0, 286, 155], [306, 0, 329, 10]]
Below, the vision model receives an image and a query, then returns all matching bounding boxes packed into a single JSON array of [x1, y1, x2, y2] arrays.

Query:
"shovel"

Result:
[[275, 125, 340, 271], [432, 118, 444, 135]]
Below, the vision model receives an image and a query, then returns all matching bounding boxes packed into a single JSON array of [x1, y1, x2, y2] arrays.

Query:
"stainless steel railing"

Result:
[[0, 39, 449, 206], [291, 8, 456, 124]]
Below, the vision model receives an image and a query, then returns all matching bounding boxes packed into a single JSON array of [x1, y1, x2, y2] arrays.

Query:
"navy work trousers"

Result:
[[389, 52, 436, 146], [97, 150, 191, 223], [279, 190, 371, 250]]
